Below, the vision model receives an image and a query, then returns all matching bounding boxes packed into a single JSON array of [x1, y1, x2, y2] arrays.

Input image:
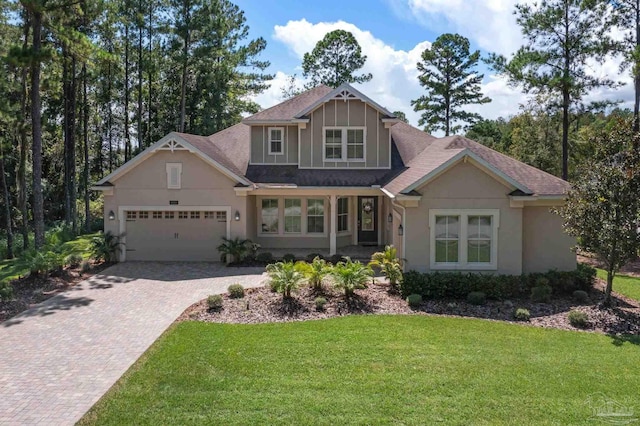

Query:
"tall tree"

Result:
[[412, 33, 490, 136], [491, 0, 617, 180], [302, 29, 372, 88]]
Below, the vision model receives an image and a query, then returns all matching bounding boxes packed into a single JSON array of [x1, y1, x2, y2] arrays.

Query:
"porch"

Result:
[[258, 245, 385, 262]]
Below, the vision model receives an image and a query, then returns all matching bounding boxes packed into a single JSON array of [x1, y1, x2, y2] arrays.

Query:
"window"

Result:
[[268, 127, 284, 155], [166, 163, 182, 189], [337, 197, 349, 232], [152, 211, 162, 219], [126, 211, 136, 220], [323, 127, 365, 161], [307, 199, 324, 233], [324, 129, 343, 160], [190, 211, 200, 219], [204, 211, 214, 219], [347, 129, 364, 160], [261, 199, 279, 233], [178, 211, 188, 219], [164, 211, 174, 219], [284, 199, 301, 233], [216, 211, 227, 222], [138, 211, 149, 219], [429, 209, 499, 270]]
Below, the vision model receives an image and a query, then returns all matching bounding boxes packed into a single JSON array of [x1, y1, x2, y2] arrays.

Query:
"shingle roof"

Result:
[[243, 85, 333, 122]]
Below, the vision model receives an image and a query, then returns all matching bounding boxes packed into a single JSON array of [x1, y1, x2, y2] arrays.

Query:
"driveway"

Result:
[[0, 262, 266, 425]]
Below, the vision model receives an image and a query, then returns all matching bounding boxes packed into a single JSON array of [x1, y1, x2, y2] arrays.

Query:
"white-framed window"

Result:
[[337, 197, 349, 232], [190, 211, 200, 219], [261, 199, 279, 234], [166, 163, 182, 189], [216, 211, 227, 222], [429, 209, 499, 270], [284, 199, 302, 233], [268, 127, 284, 155], [152, 211, 162, 219], [126, 211, 136, 220], [139, 211, 149, 219], [204, 211, 215, 219], [307, 199, 325, 233], [323, 127, 365, 161], [178, 211, 188, 219], [164, 211, 175, 219]]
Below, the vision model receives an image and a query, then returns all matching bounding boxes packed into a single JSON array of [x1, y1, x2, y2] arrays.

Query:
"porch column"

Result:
[[329, 194, 337, 255]]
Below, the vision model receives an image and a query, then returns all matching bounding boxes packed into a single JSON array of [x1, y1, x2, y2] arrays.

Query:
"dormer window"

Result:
[[323, 127, 365, 161], [268, 127, 284, 155]]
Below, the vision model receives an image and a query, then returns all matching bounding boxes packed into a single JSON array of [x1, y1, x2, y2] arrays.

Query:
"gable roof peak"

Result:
[[294, 83, 396, 119]]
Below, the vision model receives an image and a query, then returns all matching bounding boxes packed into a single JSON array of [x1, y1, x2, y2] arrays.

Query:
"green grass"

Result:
[[0, 232, 98, 284], [596, 268, 640, 302], [80, 316, 640, 425]]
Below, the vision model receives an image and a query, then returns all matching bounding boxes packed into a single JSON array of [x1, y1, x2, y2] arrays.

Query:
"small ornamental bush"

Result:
[[227, 283, 245, 299], [329, 254, 345, 265], [568, 310, 589, 328], [315, 296, 327, 311], [282, 253, 296, 263], [572, 290, 589, 304], [65, 253, 83, 268], [0, 282, 13, 301], [331, 258, 373, 299], [306, 253, 325, 262], [80, 260, 92, 274], [531, 282, 552, 303], [406, 294, 422, 307], [266, 261, 305, 299], [256, 252, 274, 264], [207, 294, 223, 311], [296, 257, 331, 290], [513, 308, 531, 321], [467, 291, 486, 305]]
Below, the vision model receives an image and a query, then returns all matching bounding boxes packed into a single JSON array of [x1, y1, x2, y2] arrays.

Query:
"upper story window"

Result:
[[268, 127, 284, 155], [166, 163, 182, 189], [323, 127, 365, 161]]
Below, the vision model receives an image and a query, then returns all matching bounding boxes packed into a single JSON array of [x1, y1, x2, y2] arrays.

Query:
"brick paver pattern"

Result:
[[0, 262, 266, 425]]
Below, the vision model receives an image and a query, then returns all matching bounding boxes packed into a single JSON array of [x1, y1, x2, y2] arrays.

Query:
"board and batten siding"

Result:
[[250, 125, 299, 165], [299, 99, 390, 169]]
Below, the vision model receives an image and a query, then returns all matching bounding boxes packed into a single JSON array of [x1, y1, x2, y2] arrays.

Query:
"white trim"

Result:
[[117, 205, 231, 262], [267, 126, 285, 155], [240, 119, 309, 125], [166, 163, 182, 189], [294, 83, 395, 118], [256, 196, 328, 238], [428, 209, 500, 271], [376, 110, 379, 167], [322, 126, 366, 162]]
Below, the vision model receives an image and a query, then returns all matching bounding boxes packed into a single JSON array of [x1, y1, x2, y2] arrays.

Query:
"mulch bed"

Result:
[[0, 262, 111, 323], [179, 278, 640, 335]]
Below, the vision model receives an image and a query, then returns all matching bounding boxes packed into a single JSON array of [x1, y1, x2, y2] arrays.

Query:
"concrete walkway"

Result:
[[0, 262, 266, 425]]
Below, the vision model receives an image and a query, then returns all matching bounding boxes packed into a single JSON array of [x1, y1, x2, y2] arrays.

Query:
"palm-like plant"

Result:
[[217, 237, 250, 263], [332, 257, 373, 299], [296, 257, 331, 290], [91, 231, 123, 263], [369, 245, 403, 290], [266, 261, 305, 299]]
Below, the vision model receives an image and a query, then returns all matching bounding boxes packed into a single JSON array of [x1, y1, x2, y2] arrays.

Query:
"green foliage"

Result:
[[369, 245, 403, 290], [557, 118, 640, 305], [314, 296, 327, 311], [331, 258, 373, 299], [18, 250, 62, 277], [64, 253, 83, 268], [305, 253, 325, 263], [530, 281, 552, 303], [227, 284, 245, 299], [401, 268, 593, 300], [281, 253, 296, 263], [217, 237, 251, 263], [568, 310, 589, 328], [256, 252, 274, 264], [207, 295, 223, 311], [91, 232, 122, 263], [466, 291, 486, 305], [572, 290, 589, 303], [406, 293, 422, 308], [513, 308, 531, 321], [296, 257, 331, 290], [302, 29, 372, 88], [0, 281, 13, 301], [266, 261, 305, 299], [412, 33, 490, 135], [329, 254, 345, 264], [80, 259, 92, 275]]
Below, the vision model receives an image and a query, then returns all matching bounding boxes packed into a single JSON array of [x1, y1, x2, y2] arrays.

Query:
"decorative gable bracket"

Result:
[[153, 139, 193, 153], [332, 89, 359, 102]]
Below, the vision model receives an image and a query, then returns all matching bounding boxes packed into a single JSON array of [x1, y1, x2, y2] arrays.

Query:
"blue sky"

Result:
[[234, 0, 632, 128]]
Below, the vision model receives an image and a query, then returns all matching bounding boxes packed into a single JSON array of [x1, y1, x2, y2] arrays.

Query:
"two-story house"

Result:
[[93, 83, 576, 274]]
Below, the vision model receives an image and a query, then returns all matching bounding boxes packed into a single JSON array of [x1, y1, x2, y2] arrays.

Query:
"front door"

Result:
[[357, 196, 378, 245]]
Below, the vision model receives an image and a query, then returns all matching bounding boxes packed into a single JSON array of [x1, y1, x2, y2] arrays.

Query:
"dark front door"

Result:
[[357, 196, 378, 245]]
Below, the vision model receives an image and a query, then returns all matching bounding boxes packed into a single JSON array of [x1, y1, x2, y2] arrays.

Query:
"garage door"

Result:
[[124, 210, 228, 261]]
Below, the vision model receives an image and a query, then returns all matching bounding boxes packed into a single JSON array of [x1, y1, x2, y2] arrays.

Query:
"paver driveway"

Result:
[[0, 262, 266, 425]]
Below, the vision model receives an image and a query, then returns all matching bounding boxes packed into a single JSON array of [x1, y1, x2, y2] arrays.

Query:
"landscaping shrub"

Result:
[[80, 260, 92, 274], [227, 284, 245, 299], [296, 257, 331, 290], [467, 291, 486, 305], [256, 252, 274, 264], [207, 294, 223, 311], [369, 245, 403, 291], [329, 254, 345, 264], [406, 293, 422, 307], [64, 253, 83, 268], [513, 308, 530, 321], [531, 279, 552, 303], [91, 232, 123, 263], [306, 253, 325, 262], [217, 237, 251, 263], [568, 310, 589, 328], [282, 253, 296, 263], [572, 290, 590, 304], [314, 296, 327, 311], [331, 258, 373, 299], [266, 261, 305, 299], [0, 281, 13, 301]]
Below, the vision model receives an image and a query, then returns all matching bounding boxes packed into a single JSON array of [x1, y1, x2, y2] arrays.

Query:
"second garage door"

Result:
[[124, 210, 228, 261]]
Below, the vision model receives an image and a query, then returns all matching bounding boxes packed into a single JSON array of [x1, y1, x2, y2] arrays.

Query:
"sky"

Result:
[[234, 0, 634, 128]]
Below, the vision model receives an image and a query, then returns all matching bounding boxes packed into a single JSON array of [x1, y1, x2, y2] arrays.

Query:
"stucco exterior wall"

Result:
[[249, 125, 298, 164], [522, 206, 576, 273], [298, 100, 390, 169], [403, 161, 523, 274]]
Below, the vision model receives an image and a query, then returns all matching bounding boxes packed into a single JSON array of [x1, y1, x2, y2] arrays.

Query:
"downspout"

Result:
[[381, 188, 406, 272]]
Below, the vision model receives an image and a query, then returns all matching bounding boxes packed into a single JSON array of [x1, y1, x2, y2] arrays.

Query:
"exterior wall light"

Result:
[[387, 213, 393, 223], [234, 211, 241, 221], [398, 224, 404, 236], [108, 210, 116, 220]]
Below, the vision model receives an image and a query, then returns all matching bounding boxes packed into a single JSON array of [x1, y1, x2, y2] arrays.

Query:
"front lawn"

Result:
[[596, 269, 640, 302], [80, 316, 640, 425]]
